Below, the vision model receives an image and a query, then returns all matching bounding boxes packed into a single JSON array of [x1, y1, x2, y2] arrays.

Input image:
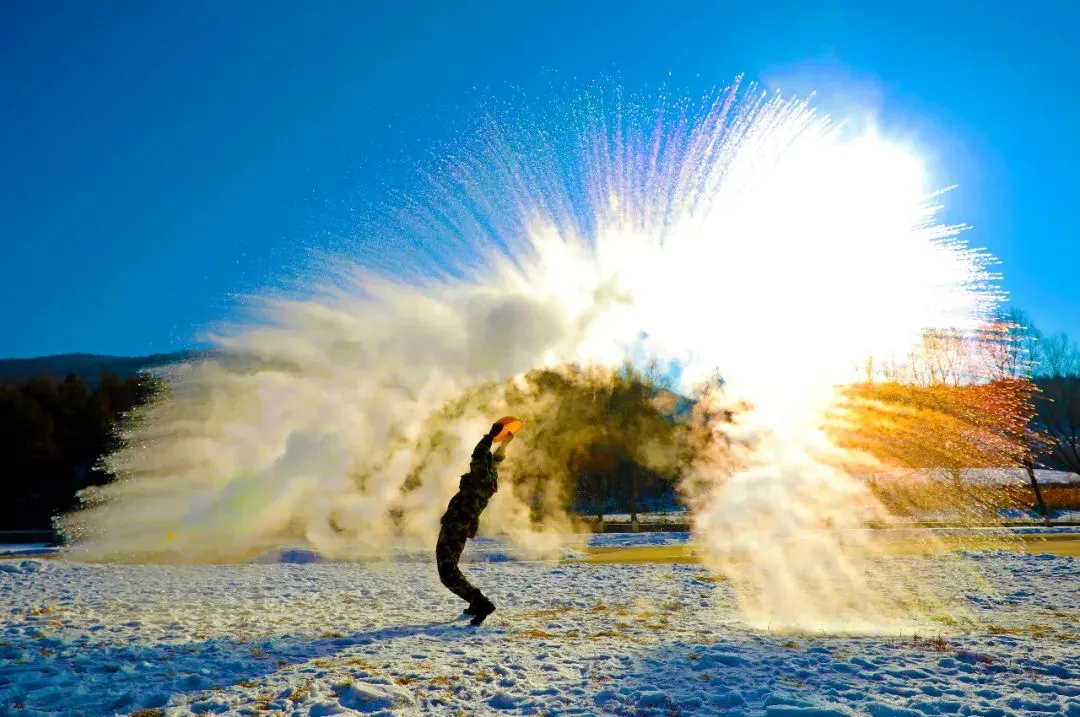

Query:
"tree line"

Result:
[[834, 308, 1080, 519], [3, 306, 1078, 532], [554, 307, 1080, 524], [0, 372, 158, 531]]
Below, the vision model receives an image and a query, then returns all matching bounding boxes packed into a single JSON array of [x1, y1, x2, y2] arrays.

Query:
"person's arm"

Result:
[[493, 432, 514, 463], [490, 433, 513, 495], [471, 422, 503, 461], [471, 434, 494, 462]]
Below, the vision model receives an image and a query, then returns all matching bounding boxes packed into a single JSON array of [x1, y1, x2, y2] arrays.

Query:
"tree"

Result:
[[601, 362, 680, 526], [985, 307, 1041, 381], [493, 360, 703, 528], [879, 329, 973, 387], [833, 323, 1043, 520], [1030, 331, 1080, 477], [988, 313, 1080, 511], [572, 445, 614, 523], [982, 309, 1052, 520], [1037, 332, 1080, 377], [403, 360, 703, 531], [836, 379, 1037, 477], [1033, 375, 1080, 475], [0, 381, 58, 528], [0, 371, 160, 531]]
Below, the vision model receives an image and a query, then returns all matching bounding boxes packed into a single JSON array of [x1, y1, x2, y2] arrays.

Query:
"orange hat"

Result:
[[492, 416, 523, 442]]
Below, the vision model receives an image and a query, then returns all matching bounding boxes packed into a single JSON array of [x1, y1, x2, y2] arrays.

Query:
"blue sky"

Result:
[[2, 0, 1078, 358]]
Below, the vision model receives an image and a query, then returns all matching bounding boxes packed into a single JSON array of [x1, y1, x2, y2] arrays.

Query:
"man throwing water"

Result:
[[436, 418, 519, 625]]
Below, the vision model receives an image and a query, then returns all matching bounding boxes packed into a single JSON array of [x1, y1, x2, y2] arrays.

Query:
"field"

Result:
[[1, 532, 1078, 716], [579, 532, 1080, 564]]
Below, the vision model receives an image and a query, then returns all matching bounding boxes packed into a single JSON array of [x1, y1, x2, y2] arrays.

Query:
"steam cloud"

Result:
[[59, 78, 1003, 632]]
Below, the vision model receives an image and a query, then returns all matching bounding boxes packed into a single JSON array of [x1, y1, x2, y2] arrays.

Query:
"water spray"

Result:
[[59, 77, 1012, 633]]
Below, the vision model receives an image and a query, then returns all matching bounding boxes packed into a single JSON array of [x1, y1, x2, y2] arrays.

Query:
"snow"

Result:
[[3, 523, 1075, 565], [866, 469, 1080, 486], [962, 469, 1079, 486], [0, 544, 57, 558], [5, 523, 1073, 563], [591, 510, 689, 523], [1, 538, 1078, 716], [584, 531, 693, 548]]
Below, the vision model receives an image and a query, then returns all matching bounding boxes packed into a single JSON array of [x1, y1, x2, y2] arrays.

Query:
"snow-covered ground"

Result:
[[1, 534, 1077, 717], [589, 511, 689, 524], [0, 544, 55, 558], [575, 507, 1080, 526]]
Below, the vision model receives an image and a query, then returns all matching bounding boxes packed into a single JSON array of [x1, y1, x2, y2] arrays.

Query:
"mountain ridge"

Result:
[[0, 351, 204, 385]]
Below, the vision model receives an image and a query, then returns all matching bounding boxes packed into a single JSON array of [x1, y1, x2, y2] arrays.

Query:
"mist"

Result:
[[59, 78, 1005, 632]]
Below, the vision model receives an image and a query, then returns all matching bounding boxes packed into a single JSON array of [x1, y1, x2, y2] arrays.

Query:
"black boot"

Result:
[[463, 604, 477, 616], [468, 596, 495, 626]]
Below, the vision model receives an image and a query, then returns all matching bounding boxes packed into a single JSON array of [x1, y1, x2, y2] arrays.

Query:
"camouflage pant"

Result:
[[435, 520, 485, 605]]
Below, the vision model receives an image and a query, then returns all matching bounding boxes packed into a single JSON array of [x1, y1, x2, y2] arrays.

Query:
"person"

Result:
[[436, 420, 514, 625]]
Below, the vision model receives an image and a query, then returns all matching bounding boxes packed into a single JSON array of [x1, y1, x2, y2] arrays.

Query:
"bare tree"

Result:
[[984, 308, 1038, 380], [1036, 332, 1080, 377], [1034, 375, 1080, 475], [837, 315, 1046, 521], [881, 329, 976, 387], [923, 329, 970, 386], [982, 308, 1051, 520], [1031, 331, 1080, 478]]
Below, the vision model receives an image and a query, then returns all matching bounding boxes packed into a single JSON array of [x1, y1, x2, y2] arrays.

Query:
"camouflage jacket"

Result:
[[441, 433, 504, 531]]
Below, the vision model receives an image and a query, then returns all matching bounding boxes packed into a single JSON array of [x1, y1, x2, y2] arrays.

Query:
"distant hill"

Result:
[[0, 351, 206, 386]]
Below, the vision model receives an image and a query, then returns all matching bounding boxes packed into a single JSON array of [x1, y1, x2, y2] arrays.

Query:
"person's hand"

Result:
[[503, 432, 514, 443]]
